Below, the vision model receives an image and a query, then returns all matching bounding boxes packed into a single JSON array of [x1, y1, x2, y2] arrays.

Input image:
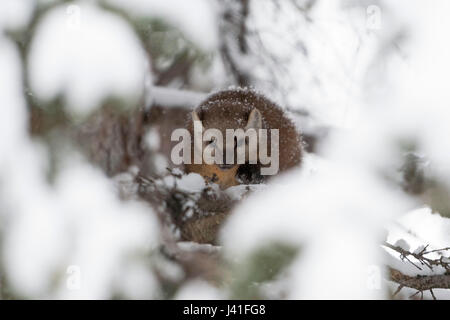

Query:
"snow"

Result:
[[145, 127, 161, 151], [328, 1, 450, 191], [394, 239, 410, 252], [175, 279, 224, 300], [2, 0, 450, 300], [243, 0, 378, 128], [153, 154, 169, 176], [2, 154, 160, 299], [113, 166, 140, 200], [0, 0, 34, 31], [176, 241, 221, 255], [159, 172, 206, 193], [385, 207, 450, 282], [176, 173, 206, 193], [149, 86, 205, 109], [395, 208, 450, 250], [225, 184, 267, 201], [220, 154, 411, 299], [28, 2, 147, 116], [104, 0, 218, 51], [1, 13, 159, 297]]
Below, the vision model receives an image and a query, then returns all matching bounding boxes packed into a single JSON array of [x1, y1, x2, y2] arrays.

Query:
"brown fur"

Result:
[[185, 89, 303, 188]]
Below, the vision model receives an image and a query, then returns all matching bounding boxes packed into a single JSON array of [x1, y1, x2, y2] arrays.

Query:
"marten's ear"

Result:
[[245, 108, 262, 130], [192, 110, 204, 154], [191, 110, 202, 123]]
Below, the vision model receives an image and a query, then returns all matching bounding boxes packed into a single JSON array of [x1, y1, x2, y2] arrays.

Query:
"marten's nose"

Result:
[[218, 164, 235, 170]]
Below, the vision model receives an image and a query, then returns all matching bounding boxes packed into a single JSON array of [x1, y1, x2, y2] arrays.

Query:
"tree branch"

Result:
[[383, 242, 450, 272], [219, 0, 252, 86], [389, 267, 450, 291], [384, 242, 450, 298]]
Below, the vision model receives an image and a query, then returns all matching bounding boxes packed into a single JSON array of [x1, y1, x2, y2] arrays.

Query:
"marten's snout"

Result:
[[218, 163, 236, 170], [218, 144, 239, 170]]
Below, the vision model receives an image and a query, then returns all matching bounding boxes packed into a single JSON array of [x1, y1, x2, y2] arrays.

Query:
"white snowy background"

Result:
[[0, 0, 450, 299]]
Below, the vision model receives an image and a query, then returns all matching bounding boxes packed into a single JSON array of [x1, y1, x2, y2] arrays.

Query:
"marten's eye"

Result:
[[235, 137, 244, 148]]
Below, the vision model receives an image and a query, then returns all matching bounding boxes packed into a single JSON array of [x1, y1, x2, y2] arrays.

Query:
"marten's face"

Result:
[[187, 107, 262, 189]]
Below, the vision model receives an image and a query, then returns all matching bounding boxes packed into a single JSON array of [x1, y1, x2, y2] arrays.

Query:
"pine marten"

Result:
[[185, 89, 303, 188]]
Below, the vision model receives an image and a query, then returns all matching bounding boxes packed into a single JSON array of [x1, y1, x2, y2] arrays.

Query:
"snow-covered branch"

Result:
[[384, 242, 450, 298], [389, 268, 450, 298]]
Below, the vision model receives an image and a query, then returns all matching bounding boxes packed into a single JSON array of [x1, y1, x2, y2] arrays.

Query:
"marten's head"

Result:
[[185, 89, 303, 189]]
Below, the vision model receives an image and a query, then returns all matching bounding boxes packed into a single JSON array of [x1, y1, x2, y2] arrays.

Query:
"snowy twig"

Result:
[[383, 242, 450, 272], [384, 242, 450, 298]]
